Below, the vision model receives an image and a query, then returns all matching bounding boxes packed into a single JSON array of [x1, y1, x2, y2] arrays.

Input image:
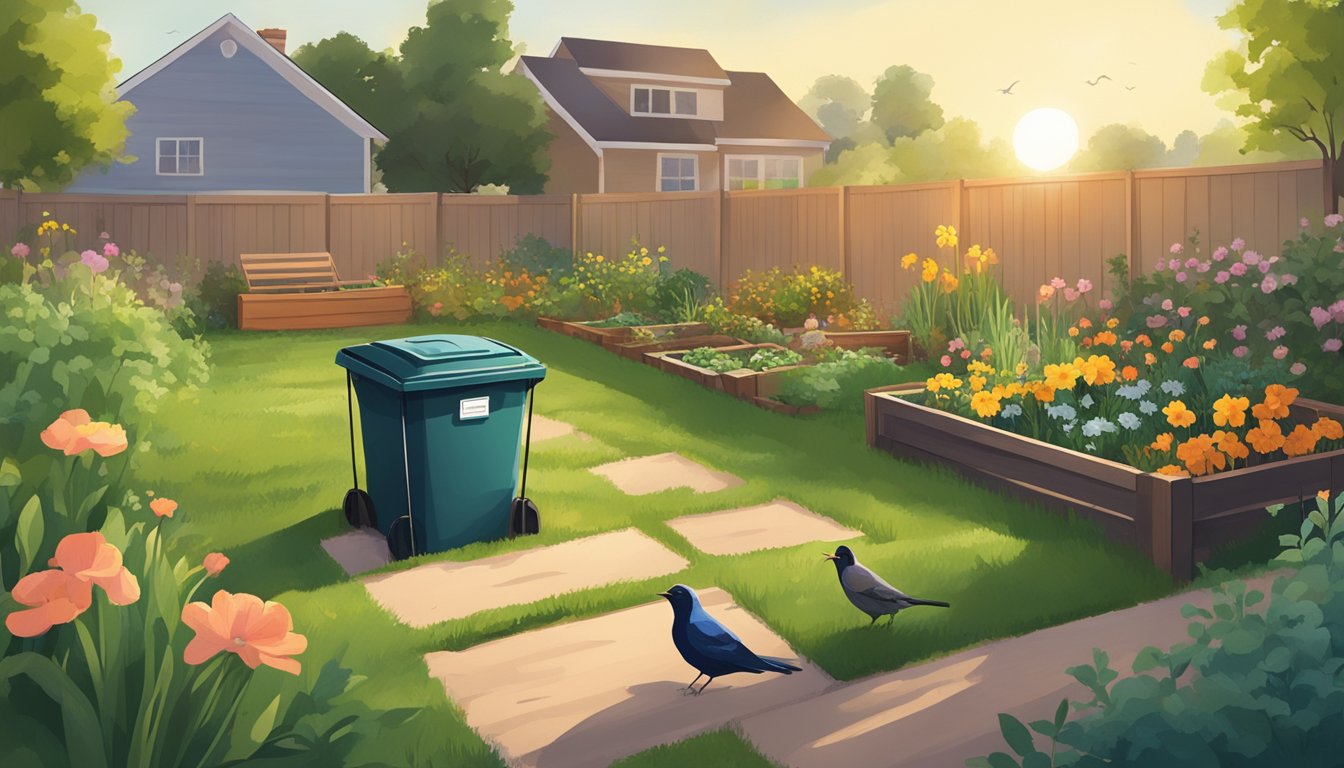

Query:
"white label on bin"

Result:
[[459, 396, 490, 420]]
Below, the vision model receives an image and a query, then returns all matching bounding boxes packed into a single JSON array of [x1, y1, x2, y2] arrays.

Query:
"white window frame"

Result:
[[156, 137, 205, 176], [631, 85, 699, 118], [656, 153, 698, 192], [723, 154, 803, 191]]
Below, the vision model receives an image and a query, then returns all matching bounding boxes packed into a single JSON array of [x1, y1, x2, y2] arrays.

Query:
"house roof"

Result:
[[117, 13, 387, 142], [719, 71, 831, 143], [556, 37, 728, 83]]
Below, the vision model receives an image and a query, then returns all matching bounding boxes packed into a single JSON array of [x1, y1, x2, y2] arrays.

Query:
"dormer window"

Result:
[[633, 86, 698, 117]]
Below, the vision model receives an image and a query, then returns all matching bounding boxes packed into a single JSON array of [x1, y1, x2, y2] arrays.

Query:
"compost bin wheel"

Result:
[[343, 488, 375, 529], [387, 516, 414, 561], [509, 497, 540, 538]]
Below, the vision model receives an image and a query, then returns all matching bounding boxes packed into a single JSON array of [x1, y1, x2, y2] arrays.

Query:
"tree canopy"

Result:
[[0, 0, 133, 190], [869, 65, 945, 143]]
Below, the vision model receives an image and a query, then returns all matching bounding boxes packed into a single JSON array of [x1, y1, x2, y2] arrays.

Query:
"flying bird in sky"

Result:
[[997, 80, 1020, 95], [1086, 75, 1112, 86], [1125, 85, 1137, 91]]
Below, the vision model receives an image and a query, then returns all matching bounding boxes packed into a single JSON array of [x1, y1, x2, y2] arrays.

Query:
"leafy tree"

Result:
[[1166, 129, 1200, 166], [294, 0, 550, 193], [0, 0, 133, 190], [811, 118, 1020, 186], [1203, 0, 1344, 213], [1192, 118, 1314, 166], [799, 75, 869, 138], [1070, 123, 1169, 171], [869, 65, 944, 143]]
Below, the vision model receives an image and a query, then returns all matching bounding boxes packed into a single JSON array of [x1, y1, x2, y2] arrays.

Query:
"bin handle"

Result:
[[399, 394, 418, 558], [346, 371, 360, 491], [519, 383, 535, 499]]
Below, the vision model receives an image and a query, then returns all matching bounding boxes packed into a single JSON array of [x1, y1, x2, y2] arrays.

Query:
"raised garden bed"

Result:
[[649, 343, 802, 398], [610, 334, 744, 362], [822, 329, 911, 363], [866, 385, 1344, 581], [535, 316, 710, 347], [237, 285, 412, 331]]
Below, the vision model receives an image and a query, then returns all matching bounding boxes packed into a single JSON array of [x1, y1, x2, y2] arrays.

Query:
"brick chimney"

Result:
[[257, 28, 287, 55]]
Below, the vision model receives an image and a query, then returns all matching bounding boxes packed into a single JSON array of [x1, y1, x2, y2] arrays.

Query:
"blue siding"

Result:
[[69, 28, 367, 193]]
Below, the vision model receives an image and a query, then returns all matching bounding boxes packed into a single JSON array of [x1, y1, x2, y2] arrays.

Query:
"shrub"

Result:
[[654, 267, 714, 322], [192, 260, 247, 330], [702, 300, 788, 344], [726, 265, 865, 327], [970, 491, 1344, 768], [501, 234, 573, 280], [558, 243, 668, 319], [778, 350, 904, 411]]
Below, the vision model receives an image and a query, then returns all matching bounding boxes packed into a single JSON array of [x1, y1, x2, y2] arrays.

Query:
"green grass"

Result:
[[136, 320, 1177, 766], [610, 729, 782, 767]]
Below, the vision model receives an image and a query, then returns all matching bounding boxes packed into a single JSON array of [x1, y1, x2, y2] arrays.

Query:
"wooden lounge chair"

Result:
[[236, 251, 412, 331]]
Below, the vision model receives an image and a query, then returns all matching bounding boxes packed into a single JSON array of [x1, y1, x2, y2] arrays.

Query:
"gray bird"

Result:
[[997, 80, 1020, 95], [1085, 75, 1111, 86], [824, 546, 950, 625]]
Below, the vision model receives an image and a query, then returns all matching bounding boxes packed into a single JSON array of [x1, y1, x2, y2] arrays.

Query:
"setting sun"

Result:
[[1013, 108, 1080, 171]]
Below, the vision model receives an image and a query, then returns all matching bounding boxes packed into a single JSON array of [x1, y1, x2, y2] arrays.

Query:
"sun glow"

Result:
[[1013, 108, 1080, 171]]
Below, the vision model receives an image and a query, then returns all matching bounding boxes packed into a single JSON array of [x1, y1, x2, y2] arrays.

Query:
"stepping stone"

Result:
[[738, 574, 1279, 768], [320, 529, 391, 576], [362, 528, 688, 627], [424, 587, 832, 768], [530, 414, 587, 442], [591, 452, 743, 496], [666, 499, 862, 556]]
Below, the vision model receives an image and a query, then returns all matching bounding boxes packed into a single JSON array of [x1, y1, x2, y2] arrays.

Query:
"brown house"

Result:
[[517, 38, 830, 194]]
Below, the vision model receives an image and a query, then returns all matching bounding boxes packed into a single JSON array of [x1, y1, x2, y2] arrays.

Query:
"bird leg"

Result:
[[681, 673, 704, 694], [869, 615, 879, 626], [695, 677, 715, 695], [886, 613, 898, 626]]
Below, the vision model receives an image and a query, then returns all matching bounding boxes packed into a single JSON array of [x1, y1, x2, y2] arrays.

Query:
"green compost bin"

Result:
[[335, 334, 546, 557]]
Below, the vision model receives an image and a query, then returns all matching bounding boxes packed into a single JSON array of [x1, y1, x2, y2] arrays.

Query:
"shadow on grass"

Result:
[[211, 509, 350, 598]]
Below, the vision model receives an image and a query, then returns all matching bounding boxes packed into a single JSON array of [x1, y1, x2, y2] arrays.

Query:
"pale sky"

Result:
[[80, 0, 1243, 145]]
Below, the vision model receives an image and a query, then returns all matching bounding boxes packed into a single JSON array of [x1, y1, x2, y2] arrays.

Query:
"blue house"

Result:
[[69, 14, 385, 194]]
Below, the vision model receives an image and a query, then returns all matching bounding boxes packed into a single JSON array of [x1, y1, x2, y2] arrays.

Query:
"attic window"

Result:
[[220, 39, 238, 58], [157, 138, 203, 176], [633, 86, 698, 117]]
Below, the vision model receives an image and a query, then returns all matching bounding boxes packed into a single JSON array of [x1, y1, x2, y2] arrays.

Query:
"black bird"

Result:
[[658, 584, 801, 695], [997, 80, 1020, 95], [1124, 85, 1137, 91], [1085, 75, 1112, 86], [824, 546, 950, 626]]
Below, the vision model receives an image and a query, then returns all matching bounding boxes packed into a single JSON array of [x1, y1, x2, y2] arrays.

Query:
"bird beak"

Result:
[[822, 552, 837, 561], [657, 592, 671, 598]]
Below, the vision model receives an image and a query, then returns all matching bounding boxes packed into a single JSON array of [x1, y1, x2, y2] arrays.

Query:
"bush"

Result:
[[654, 267, 714, 322], [726, 265, 865, 327], [193, 260, 246, 330], [778, 350, 904, 411], [970, 491, 1344, 768], [702, 300, 788, 344], [501, 234, 573, 280]]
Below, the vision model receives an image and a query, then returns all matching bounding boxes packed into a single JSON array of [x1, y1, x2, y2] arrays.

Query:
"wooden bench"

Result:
[[236, 252, 413, 331]]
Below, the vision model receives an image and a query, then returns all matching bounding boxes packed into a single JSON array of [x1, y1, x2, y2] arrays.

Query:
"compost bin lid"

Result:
[[335, 334, 546, 392]]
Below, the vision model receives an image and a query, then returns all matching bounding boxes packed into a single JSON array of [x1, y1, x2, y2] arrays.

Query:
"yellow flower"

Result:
[[1163, 400, 1196, 429], [969, 374, 987, 392], [1075, 355, 1116, 385], [1043, 363, 1080, 391], [970, 390, 1002, 418], [1015, 362, 1028, 377], [595, 255, 604, 262], [921, 258, 938, 283], [657, 246, 666, 254], [640, 247, 649, 256], [1168, 329, 1186, 343], [1211, 394, 1249, 428], [901, 252, 918, 269], [641, 256, 652, 266], [1068, 327, 1080, 337], [1106, 317, 1119, 329], [935, 224, 958, 249]]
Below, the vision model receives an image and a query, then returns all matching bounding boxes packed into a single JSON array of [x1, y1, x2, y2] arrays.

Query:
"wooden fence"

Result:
[[0, 159, 1327, 309]]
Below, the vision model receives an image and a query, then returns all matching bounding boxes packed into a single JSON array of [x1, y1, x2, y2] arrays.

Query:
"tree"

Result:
[[1204, 0, 1344, 214], [811, 118, 1021, 186], [1192, 118, 1314, 166], [869, 65, 944, 143], [1070, 124, 1168, 171], [1166, 129, 1200, 166], [799, 75, 870, 140], [0, 0, 133, 190], [294, 0, 550, 193]]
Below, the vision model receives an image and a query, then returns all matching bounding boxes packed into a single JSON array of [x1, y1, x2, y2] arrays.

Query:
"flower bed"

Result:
[[867, 385, 1344, 580], [608, 333, 744, 362], [535, 316, 712, 347], [649, 344, 804, 398]]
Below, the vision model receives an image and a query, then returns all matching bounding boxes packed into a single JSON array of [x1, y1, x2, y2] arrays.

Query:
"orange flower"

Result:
[[1183, 356, 1200, 369], [1135, 334, 1153, 347], [39, 409, 128, 458], [1163, 400, 1196, 429], [150, 498, 178, 519], [1216, 430, 1249, 462], [1152, 432, 1174, 452], [1093, 331, 1118, 346], [1078, 317, 1093, 329], [1252, 384, 1298, 421], [49, 532, 141, 606], [1282, 424, 1320, 457], [1145, 352, 1157, 365], [1246, 420, 1285, 454], [1168, 329, 1186, 343], [182, 590, 308, 674], [1314, 417, 1344, 440], [1161, 341, 1175, 354], [1120, 340, 1134, 353], [203, 552, 230, 577], [1198, 315, 1210, 326], [1121, 365, 1138, 382], [1033, 383, 1057, 403], [1156, 464, 1189, 477], [1068, 327, 1080, 338], [1176, 434, 1226, 476], [1202, 339, 1217, 350], [4, 570, 90, 637], [1212, 395, 1249, 428]]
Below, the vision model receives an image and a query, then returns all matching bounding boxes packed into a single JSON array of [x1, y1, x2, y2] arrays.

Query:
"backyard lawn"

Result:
[[134, 320, 1177, 766]]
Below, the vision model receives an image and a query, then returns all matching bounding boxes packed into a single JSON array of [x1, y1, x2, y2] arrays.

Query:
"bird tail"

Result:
[[908, 598, 950, 608], [758, 655, 803, 674]]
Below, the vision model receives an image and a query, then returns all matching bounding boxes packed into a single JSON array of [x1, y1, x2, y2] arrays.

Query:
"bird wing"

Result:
[[686, 616, 779, 672], [842, 564, 912, 605]]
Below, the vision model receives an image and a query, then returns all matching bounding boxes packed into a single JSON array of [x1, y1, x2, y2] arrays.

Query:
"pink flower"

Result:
[[1076, 278, 1093, 294], [1196, 261, 1210, 273], [1177, 306, 1191, 318], [1230, 262, 1247, 277], [1184, 257, 1198, 269], [102, 242, 119, 258], [1099, 298, 1113, 311], [1257, 261, 1271, 274], [1300, 217, 1310, 228], [1215, 270, 1230, 284], [1230, 237, 1245, 251], [80, 250, 108, 274], [1064, 287, 1080, 302], [940, 354, 952, 366], [1161, 299, 1174, 311], [1325, 338, 1343, 353], [1212, 246, 1228, 261], [1175, 272, 1188, 283], [960, 349, 971, 359], [1326, 214, 1343, 228], [1332, 300, 1344, 321], [1243, 250, 1261, 265], [1260, 274, 1278, 293], [1233, 345, 1249, 358], [948, 338, 965, 352], [1312, 306, 1332, 328], [10, 242, 28, 259], [1231, 325, 1247, 341], [1146, 314, 1168, 329], [1170, 243, 1184, 254], [1154, 259, 1165, 272], [1272, 345, 1289, 360], [1280, 273, 1297, 285], [1167, 258, 1181, 271], [99, 231, 110, 240], [1050, 277, 1066, 290], [1266, 326, 1286, 341], [1290, 362, 1307, 375]]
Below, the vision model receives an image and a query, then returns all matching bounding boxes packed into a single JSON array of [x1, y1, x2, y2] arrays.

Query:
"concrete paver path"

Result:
[[321, 529, 392, 575], [529, 414, 587, 442], [666, 499, 861, 555], [424, 587, 831, 768], [591, 452, 743, 495], [738, 574, 1277, 768], [363, 529, 688, 627]]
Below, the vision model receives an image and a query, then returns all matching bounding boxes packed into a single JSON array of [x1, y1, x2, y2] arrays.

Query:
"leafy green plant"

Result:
[[745, 347, 802, 371], [681, 347, 745, 373], [654, 267, 712, 322], [193, 261, 247, 330], [778, 351, 905, 411], [585, 312, 652, 328], [969, 491, 1344, 768], [702, 300, 788, 344], [501, 234, 573, 279], [725, 265, 863, 327]]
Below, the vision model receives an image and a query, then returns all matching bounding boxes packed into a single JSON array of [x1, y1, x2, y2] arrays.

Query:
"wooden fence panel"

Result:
[[722, 187, 841, 285], [188, 194, 327, 269], [440, 194, 571, 266], [845, 182, 959, 314], [576, 191, 718, 280], [0, 190, 20, 247], [16, 193, 191, 265], [329, 193, 437, 279]]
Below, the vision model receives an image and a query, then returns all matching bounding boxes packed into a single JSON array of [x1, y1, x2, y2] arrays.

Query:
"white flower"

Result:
[[1047, 404, 1077, 421], [1082, 417, 1117, 438], [1160, 380, 1185, 397], [1080, 394, 1095, 409], [1139, 400, 1158, 415], [1062, 420, 1076, 434], [1117, 412, 1141, 430], [1001, 404, 1023, 418]]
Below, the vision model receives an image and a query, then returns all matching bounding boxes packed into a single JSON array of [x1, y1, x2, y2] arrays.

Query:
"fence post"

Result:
[[953, 178, 965, 239], [838, 186, 849, 278], [570, 193, 580, 259], [718, 190, 729, 291], [186, 194, 198, 264], [1125, 170, 1136, 283], [713, 189, 725, 292]]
